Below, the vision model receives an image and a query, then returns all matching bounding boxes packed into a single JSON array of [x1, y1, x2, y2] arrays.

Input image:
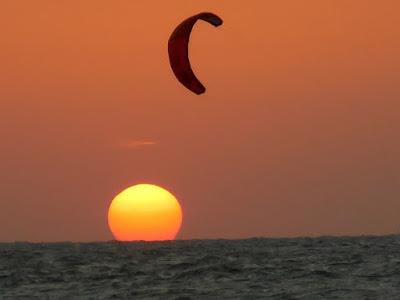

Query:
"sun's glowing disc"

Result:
[[108, 184, 183, 241]]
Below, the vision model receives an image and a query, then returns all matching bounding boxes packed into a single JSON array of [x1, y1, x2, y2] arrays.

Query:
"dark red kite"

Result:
[[168, 12, 223, 95]]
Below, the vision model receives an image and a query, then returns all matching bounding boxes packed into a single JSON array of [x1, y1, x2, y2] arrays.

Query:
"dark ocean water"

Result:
[[1, 235, 400, 299]]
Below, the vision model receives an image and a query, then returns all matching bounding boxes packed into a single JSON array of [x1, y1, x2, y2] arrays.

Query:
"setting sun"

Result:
[[108, 184, 183, 241]]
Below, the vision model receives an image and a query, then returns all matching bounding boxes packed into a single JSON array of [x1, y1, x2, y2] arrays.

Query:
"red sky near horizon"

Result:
[[1, 1, 399, 242]]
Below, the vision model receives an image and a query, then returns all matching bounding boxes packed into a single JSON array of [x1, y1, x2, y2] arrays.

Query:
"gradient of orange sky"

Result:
[[1, 1, 399, 241]]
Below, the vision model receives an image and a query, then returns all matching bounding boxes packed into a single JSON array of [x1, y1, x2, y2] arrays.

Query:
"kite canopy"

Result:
[[168, 12, 223, 95]]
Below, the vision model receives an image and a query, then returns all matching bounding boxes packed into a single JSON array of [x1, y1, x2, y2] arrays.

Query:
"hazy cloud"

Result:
[[118, 139, 156, 149]]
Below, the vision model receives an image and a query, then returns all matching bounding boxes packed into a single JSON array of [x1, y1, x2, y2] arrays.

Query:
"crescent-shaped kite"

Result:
[[168, 12, 223, 95]]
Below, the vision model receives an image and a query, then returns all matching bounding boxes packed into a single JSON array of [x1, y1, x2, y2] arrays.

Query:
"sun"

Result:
[[108, 184, 183, 241]]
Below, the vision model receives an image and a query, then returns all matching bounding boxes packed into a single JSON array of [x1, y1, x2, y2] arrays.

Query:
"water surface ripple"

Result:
[[1, 235, 400, 299]]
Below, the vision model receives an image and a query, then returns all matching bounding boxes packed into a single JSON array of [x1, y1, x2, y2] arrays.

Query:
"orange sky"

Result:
[[1, 1, 400, 241]]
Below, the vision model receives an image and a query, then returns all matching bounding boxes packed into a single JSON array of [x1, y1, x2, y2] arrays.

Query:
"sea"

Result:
[[1, 235, 400, 299]]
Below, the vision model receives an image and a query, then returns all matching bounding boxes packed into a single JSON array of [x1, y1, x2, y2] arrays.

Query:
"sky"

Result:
[[1, 1, 399, 242]]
